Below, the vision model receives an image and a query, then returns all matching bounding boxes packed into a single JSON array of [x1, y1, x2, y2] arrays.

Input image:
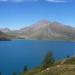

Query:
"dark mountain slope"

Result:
[[0, 31, 10, 40], [2, 20, 75, 40], [15, 20, 75, 40]]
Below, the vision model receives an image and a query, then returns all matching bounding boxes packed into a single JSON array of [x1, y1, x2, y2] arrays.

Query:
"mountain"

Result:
[[2, 20, 75, 40], [12, 20, 75, 40], [0, 28, 11, 32], [0, 31, 10, 40]]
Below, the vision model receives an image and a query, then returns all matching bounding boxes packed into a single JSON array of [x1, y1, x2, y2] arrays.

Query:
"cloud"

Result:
[[12, 0, 38, 2], [0, 0, 38, 2], [0, 0, 72, 3], [45, 0, 72, 3], [0, 0, 7, 1]]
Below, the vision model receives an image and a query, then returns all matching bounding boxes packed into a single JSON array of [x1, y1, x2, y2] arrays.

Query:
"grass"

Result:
[[20, 57, 75, 75]]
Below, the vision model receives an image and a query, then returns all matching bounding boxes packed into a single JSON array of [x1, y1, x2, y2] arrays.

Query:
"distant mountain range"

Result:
[[0, 28, 10, 32], [0, 20, 75, 40], [0, 31, 10, 40]]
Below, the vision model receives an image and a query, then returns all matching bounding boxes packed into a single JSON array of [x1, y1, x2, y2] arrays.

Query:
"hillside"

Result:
[[21, 57, 75, 75], [1, 20, 75, 40], [0, 31, 10, 40], [0, 28, 10, 32], [7, 20, 75, 40]]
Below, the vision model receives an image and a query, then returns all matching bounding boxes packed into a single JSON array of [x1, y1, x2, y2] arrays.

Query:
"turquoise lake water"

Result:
[[0, 40, 75, 75]]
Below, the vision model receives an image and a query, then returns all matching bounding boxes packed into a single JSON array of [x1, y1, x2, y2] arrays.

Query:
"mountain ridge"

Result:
[[0, 31, 10, 40], [0, 20, 75, 40]]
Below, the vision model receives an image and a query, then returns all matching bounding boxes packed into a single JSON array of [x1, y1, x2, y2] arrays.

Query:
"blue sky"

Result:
[[0, 0, 75, 29]]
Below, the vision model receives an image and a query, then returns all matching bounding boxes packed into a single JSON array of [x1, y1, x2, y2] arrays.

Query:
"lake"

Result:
[[0, 40, 75, 75]]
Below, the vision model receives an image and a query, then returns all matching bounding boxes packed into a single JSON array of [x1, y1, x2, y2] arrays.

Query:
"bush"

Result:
[[23, 65, 28, 73], [12, 72, 17, 75], [42, 51, 55, 70]]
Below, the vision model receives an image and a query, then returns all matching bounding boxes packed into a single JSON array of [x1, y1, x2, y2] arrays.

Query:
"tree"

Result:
[[42, 51, 55, 70], [66, 55, 70, 58], [23, 65, 28, 73], [12, 72, 17, 75], [0, 72, 1, 75]]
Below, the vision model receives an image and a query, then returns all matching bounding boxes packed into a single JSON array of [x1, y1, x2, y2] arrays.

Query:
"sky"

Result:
[[0, 0, 75, 29]]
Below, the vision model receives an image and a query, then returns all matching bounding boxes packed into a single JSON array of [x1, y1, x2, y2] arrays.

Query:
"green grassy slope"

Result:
[[20, 57, 75, 75]]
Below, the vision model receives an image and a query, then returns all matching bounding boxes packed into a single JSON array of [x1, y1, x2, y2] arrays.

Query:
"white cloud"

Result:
[[0, 0, 72, 2], [11, 0, 38, 2], [45, 0, 72, 3], [0, 0, 8, 2], [0, 0, 38, 2]]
